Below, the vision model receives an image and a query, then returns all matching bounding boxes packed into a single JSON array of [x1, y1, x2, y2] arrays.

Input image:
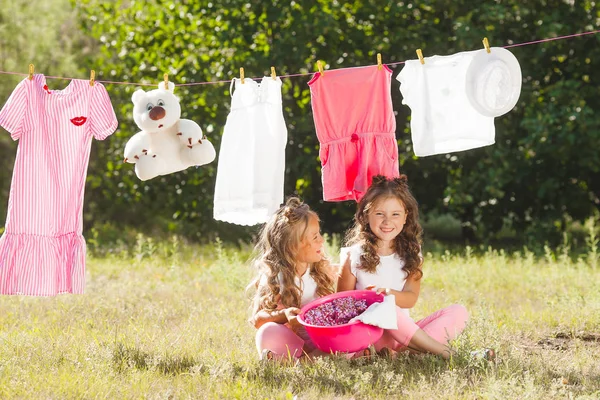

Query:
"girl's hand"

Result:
[[283, 307, 302, 330], [365, 285, 392, 296]]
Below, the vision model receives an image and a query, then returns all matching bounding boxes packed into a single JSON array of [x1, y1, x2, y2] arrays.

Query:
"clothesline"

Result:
[[0, 28, 598, 87]]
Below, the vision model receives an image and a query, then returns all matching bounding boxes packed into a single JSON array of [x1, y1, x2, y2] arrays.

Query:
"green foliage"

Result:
[[438, 1, 600, 244], [0, 1, 598, 244], [71, 0, 599, 244], [422, 212, 463, 242], [584, 213, 599, 269], [0, 0, 86, 227]]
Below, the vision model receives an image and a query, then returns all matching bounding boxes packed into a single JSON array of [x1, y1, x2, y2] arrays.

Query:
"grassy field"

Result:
[[0, 235, 599, 399]]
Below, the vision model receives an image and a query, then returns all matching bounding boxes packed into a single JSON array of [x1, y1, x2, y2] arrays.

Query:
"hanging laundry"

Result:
[[0, 75, 118, 296], [309, 65, 399, 202], [397, 47, 522, 157], [123, 81, 216, 181], [213, 77, 287, 226]]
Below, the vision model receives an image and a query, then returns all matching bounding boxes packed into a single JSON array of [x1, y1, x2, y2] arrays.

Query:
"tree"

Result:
[[49, 0, 600, 244], [440, 1, 600, 243], [0, 0, 86, 228]]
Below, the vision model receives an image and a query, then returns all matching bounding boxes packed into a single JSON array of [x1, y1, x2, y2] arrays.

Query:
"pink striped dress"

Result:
[[0, 75, 118, 296]]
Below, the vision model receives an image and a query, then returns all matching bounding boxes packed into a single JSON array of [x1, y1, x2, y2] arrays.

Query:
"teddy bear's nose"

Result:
[[149, 106, 166, 121]]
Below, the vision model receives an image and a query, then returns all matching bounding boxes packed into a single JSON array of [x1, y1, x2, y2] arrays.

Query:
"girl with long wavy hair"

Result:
[[248, 197, 335, 361], [338, 174, 469, 359]]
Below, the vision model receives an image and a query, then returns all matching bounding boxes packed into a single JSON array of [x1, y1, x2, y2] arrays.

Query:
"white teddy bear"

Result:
[[124, 81, 216, 181]]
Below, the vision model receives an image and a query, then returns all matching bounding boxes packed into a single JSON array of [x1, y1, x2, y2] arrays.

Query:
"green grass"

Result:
[[1, 236, 599, 399]]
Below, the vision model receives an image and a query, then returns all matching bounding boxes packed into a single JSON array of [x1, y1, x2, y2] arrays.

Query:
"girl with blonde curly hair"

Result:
[[248, 197, 335, 361], [338, 174, 469, 359]]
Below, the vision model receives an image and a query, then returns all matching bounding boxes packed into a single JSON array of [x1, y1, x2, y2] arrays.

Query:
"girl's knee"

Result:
[[256, 321, 282, 336], [449, 304, 469, 325], [255, 322, 304, 359], [255, 322, 285, 347]]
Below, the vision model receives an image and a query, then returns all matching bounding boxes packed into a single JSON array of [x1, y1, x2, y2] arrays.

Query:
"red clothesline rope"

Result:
[[0, 28, 598, 87]]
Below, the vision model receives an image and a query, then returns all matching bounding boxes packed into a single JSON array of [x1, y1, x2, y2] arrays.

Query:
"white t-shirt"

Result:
[[341, 244, 410, 316], [397, 50, 495, 157], [259, 268, 318, 307], [293, 269, 318, 307]]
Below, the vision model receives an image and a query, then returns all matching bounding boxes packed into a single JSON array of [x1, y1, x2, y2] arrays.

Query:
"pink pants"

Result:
[[255, 304, 468, 359], [255, 322, 315, 360], [374, 304, 469, 352]]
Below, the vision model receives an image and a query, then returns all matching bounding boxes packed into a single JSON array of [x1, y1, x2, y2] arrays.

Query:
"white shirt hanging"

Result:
[[397, 50, 496, 157]]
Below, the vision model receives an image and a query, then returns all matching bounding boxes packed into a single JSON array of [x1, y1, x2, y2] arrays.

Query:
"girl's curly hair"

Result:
[[248, 197, 335, 315], [345, 174, 423, 279]]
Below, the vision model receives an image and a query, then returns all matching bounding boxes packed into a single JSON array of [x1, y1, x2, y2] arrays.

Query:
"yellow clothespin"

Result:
[[28, 64, 35, 80], [89, 70, 95, 87], [271, 66, 277, 80], [482, 37, 491, 53], [164, 73, 169, 87], [317, 60, 324, 76], [377, 53, 383, 70], [240, 67, 245, 84], [416, 49, 425, 65]]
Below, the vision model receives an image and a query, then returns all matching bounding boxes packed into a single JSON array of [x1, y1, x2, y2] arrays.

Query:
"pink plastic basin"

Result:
[[297, 290, 384, 353]]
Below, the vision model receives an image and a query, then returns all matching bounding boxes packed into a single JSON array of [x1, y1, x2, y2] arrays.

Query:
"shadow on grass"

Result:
[[246, 353, 470, 397], [112, 343, 199, 375], [111, 341, 600, 397], [520, 331, 600, 392]]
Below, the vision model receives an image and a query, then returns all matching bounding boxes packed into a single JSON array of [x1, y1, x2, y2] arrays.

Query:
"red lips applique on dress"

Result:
[[70, 117, 87, 126]]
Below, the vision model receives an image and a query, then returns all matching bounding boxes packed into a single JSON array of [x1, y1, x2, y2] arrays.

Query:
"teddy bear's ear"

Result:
[[132, 89, 146, 104], [158, 81, 175, 93]]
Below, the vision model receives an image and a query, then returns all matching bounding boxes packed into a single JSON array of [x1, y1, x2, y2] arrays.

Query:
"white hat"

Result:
[[465, 47, 522, 117]]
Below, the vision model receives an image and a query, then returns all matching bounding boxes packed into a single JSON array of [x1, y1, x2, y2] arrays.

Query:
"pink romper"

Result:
[[0, 75, 118, 296], [309, 65, 399, 202]]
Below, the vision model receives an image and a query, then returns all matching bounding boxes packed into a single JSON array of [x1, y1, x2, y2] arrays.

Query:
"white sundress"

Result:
[[213, 77, 287, 225]]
